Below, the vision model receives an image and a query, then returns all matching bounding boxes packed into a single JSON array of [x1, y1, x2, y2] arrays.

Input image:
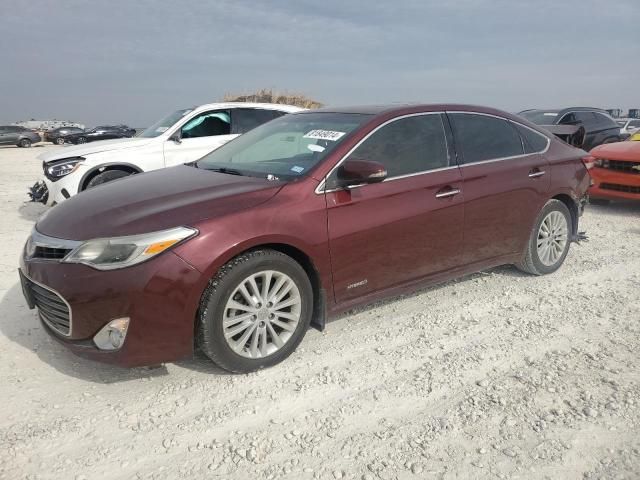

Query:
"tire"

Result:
[[516, 199, 572, 276], [18, 138, 32, 148], [54, 137, 65, 145], [197, 249, 313, 373], [85, 170, 132, 189], [76, 136, 87, 144]]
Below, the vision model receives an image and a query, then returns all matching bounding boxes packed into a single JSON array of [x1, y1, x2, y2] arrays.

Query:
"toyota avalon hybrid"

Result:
[[19, 104, 591, 373]]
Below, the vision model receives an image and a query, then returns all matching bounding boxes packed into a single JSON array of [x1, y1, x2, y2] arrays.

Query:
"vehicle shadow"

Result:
[[588, 200, 640, 218], [18, 202, 49, 222], [0, 144, 48, 149], [328, 265, 527, 324], [0, 264, 536, 381], [0, 282, 169, 384]]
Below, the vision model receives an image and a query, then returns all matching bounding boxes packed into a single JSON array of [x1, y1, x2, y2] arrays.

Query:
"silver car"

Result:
[[0, 125, 41, 147]]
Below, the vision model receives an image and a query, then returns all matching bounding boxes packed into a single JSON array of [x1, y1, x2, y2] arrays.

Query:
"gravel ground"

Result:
[[1, 145, 639, 480]]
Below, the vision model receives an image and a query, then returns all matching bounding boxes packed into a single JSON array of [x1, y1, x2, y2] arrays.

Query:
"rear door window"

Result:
[[232, 109, 286, 134], [593, 113, 618, 128], [449, 113, 524, 164], [574, 112, 598, 127], [512, 123, 549, 154], [347, 114, 449, 177]]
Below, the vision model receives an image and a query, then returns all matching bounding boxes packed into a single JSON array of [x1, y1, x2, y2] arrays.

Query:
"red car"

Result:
[[586, 141, 640, 202], [19, 104, 590, 373]]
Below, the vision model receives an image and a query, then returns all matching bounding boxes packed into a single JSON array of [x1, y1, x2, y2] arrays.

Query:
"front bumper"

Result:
[[30, 164, 88, 205], [19, 251, 206, 367], [589, 167, 640, 201]]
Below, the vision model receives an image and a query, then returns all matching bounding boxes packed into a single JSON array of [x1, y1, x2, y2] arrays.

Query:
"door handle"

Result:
[[435, 187, 461, 198], [528, 169, 546, 178]]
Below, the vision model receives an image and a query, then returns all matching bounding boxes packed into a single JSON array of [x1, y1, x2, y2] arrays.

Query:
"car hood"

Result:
[[591, 140, 640, 162], [36, 165, 284, 240], [38, 138, 155, 163]]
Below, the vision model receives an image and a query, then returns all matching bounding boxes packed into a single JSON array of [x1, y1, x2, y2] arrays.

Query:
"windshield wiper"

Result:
[[205, 167, 244, 176]]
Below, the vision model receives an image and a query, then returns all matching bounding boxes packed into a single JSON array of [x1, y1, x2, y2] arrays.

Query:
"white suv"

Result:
[[617, 118, 640, 138], [31, 102, 303, 205]]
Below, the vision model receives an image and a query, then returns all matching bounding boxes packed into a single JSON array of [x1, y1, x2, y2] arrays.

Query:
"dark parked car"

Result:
[[44, 126, 85, 145], [19, 104, 590, 373], [66, 125, 136, 144], [519, 107, 621, 150], [0, 125, 41, 147]]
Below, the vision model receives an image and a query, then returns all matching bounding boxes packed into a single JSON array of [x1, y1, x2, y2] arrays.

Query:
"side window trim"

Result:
[[446, 111, 550, 166], [316, 111, 456, 194]]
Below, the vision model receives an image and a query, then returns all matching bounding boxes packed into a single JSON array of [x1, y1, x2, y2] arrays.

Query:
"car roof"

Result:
[[296, 103, 527, 120], [520, 107, 610, 115], [193, 102, 305, 113]]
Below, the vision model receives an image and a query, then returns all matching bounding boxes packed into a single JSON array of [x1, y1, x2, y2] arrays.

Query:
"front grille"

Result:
[[600, 183, 640, 194], [22, 275, 71, 335], [33, 246, 71, 260], [601, 160, 640, 174]]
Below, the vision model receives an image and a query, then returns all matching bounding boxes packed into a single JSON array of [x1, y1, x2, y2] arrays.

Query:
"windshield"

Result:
[[519, 110, 559, 125], [139, 109, 193, 138], [196, 112, 372, 180]]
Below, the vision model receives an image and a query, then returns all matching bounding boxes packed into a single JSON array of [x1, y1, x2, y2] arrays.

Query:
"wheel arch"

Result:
[[258, 243, 326, 331], [194, 240, 327, 333], [551, 193, 579, 236], [78, 162, 143, 192]]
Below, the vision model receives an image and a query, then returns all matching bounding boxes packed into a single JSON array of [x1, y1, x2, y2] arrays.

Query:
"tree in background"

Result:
[[222, 89, 323, 109]]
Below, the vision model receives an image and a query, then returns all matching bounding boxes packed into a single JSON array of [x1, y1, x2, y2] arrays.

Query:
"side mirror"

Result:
[[169, 131, 182, 144], [334, 159, 387, 189]]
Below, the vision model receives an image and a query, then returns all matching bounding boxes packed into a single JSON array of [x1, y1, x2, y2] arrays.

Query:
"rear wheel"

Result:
[[18, 138, 32, 148], [54, 137, 65, 145], [517, 199, 572, 275], [197, 249, 313, 373], [76, 136, 87, 144], [85, 169, 132, 189]]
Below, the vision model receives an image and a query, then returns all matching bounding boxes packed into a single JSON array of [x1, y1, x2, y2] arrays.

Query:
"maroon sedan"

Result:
[[19, 104, 590, 373]]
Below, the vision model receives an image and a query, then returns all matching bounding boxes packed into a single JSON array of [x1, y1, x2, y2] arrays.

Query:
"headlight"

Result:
[[46, 157, 84, 178], [63, 226, 197, 270]]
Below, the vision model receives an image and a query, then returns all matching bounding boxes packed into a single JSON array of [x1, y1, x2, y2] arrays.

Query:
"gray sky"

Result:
[[1, 0, 638, 126]]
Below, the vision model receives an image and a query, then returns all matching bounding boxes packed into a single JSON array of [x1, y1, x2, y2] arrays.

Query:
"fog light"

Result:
[[93, 318, 130, 351]]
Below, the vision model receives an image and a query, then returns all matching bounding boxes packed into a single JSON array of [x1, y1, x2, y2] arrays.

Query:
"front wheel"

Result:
[[516, 199, 572, 275], [54, 137, 65, 145], [197, 249, 313, 373], [76, 136, 87, 144], [18, 138, 32, 148]]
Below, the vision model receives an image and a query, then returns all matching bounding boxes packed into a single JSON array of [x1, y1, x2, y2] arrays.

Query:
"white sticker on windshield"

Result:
[[156, 127, 169, 133], [303, 129, 346, 141], [307, 144, 325, 153], [544, 113, 557, 116], [291, 165, 305, 173]]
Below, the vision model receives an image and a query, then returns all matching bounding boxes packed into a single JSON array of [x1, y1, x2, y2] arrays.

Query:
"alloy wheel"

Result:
[[536, 211, 568, 266], [222, 270, 302, 359]]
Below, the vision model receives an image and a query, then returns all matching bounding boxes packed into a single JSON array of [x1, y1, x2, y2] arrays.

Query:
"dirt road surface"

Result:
[[1, 145, 639, 480]]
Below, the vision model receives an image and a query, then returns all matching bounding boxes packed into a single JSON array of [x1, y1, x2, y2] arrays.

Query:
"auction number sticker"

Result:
[[303, 129, 346, 141]]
